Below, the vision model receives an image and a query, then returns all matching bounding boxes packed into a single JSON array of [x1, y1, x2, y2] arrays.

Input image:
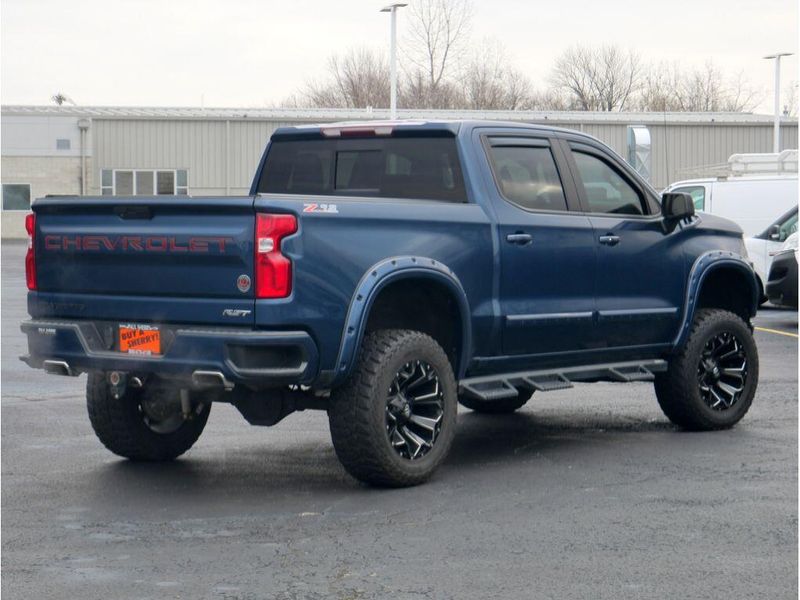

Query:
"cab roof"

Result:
[[271, 119, 594, 142]]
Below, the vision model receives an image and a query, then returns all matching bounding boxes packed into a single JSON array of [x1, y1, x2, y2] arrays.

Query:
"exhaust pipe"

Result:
[[191, 370, 234, 391], [43, 360, 76, 376]]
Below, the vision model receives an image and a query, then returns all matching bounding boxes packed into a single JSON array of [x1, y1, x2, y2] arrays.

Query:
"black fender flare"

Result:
[[331, 256, 472, 386], [672, 250, 759, 350]]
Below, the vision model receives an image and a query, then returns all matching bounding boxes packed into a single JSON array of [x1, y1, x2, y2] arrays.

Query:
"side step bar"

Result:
[[459, 359, 668, 401]]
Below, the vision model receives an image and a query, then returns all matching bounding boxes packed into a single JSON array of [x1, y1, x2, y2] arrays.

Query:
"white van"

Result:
[[664, 175, 798, 237], [744, 206, 798, 300]]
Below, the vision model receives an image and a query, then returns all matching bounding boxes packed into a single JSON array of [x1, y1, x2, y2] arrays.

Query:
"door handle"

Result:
[[506, 233, 533, 245], [598, 234, 620, 246]]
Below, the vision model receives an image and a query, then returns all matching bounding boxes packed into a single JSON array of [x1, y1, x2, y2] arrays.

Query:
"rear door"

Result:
[[564, 140, 685, 349], [32, 196, 256, 325], [479, 132, 597, 356]]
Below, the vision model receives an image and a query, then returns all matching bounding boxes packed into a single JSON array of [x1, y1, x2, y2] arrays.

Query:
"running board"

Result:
[[459, 359, 668, 401]]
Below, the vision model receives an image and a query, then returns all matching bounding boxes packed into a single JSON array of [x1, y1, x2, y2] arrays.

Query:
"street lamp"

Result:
[[763, 52, 794, 153], [381, 3, 407, 119]]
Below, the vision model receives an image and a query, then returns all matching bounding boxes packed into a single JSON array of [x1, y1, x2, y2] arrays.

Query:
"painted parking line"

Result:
[[754, 326, 799, 339]]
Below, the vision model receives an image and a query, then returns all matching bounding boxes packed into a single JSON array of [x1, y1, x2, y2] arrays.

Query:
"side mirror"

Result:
[[661, 192, 695, 222], [768, 224, 782, 241]]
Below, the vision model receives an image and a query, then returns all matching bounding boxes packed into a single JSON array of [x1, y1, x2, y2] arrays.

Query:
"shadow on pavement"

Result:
[[83, 409, 681, 502]]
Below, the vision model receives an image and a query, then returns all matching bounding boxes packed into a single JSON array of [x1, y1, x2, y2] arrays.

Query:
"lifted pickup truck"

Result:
[[22, 120, 760, 487]]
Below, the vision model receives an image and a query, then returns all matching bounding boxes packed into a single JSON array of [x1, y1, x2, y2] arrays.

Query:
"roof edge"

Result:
[[2, 105, 797, 125]]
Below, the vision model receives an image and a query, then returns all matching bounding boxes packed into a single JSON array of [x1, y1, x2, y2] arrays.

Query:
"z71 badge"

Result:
[[303, 203, 338, 214]]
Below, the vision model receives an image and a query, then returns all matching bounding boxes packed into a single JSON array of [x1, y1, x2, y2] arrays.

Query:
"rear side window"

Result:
[[488, 145, 567, 212], [258, 137, 466, 202], [573, 151, 646, 216]]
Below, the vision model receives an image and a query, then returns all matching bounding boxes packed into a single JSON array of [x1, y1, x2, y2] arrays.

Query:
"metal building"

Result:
[[2, 105, 797, 237]]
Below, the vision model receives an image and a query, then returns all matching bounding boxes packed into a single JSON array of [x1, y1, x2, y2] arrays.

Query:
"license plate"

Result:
[[119, 323, 161, 355]]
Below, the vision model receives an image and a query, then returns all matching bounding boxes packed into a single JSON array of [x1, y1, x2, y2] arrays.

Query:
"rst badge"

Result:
[[303, 203, 338, 214]]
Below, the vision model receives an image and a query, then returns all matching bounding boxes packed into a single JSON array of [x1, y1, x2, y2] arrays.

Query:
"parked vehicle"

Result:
[[766, 232, 798, 308], [745, 206, 798, 302], [21, 120, 760, 487], [664, 175, 798, 237]]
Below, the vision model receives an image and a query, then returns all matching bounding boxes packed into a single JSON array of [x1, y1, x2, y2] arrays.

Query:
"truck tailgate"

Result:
[[30, 197, 256, 325]]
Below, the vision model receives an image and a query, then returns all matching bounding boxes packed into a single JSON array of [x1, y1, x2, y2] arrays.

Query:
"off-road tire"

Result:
[[458, 391, 532, 414], [328, 329, 457, 487], [86, 373, 211, 461], [655, 308, 758, 431]]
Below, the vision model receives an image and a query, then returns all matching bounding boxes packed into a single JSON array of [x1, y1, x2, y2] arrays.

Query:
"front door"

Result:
[[565, 141, 685, 349], [481, 134, 597, 357]]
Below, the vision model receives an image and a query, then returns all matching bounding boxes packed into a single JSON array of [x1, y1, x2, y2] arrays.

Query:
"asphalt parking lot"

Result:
[[2, 240, 797, 600]]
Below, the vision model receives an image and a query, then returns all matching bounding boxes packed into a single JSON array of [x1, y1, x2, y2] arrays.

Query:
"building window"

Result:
[[56, 138, 71, 151], [2, 183, 31, 210], [101, 169, 188, 196]]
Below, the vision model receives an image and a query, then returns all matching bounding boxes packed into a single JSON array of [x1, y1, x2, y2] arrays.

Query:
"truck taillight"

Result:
[[25, 213, 36, 290], [255, 213, 297, 298]]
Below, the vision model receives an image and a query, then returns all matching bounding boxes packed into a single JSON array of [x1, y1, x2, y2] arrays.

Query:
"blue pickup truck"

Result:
[[22, 120, 760, 487]]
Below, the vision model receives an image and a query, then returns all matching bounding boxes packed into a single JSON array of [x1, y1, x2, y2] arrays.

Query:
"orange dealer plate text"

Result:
[[119, 324, 161, 355]]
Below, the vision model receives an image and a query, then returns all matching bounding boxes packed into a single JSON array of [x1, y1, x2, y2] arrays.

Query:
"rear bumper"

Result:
[[20, 319, 319, 388]]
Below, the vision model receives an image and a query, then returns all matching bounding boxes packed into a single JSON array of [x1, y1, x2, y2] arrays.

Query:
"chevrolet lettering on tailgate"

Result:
[[43, 235, 234, 253]]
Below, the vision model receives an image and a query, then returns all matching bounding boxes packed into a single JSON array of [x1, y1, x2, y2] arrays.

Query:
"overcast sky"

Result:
[[1, 0, 797, 113]]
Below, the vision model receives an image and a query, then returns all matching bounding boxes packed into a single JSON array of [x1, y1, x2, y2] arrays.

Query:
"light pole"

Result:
[[381, 3, 407, 119], [763, 52, 793, 153]]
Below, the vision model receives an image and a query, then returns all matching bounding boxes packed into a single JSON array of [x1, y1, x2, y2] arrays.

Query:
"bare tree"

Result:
[[549, 46, 597, 110], [678, 62, 731, 111], [400, 70, 463, 109], [635, 61, 760, 112], [550, 45, 642, 111], [301, 47, 390, 109], [403, 0, 472, 107], [525, 88, 572, 111], [289, 33, 761, 114], [459, 39, 537, 110], [635, 61, 688, 111], [721, 70, 760, 112], [783, 81, 798, 116]]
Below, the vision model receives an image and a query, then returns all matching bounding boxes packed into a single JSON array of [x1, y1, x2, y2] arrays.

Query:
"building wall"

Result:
[[1, 155, 88, 238], [2, 108, 797, 238], [90, 117, 799, 195], [91, 119, 296, 195], [1, 115, 91, 158]]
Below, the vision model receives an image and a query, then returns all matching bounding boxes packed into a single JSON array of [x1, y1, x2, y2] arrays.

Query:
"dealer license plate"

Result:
[[119, 323, 161, 355]]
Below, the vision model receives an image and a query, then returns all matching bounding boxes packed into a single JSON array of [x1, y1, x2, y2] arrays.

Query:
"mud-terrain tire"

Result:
[[86, 373, 210, 461], [328, 329, 457, 487], [458, 391, 532, 414], [655, 308, 758, 431]]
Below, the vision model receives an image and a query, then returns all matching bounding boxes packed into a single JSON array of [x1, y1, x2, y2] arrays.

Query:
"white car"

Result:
[[664, 175, 798, 238], [744, 206, 798, 302]]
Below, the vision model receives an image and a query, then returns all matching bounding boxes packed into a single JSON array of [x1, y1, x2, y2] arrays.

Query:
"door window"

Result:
[[487, 145, 568, 212], [672, 185, 706, 211], [573, 152, 645, 216], [778, 211, 798, 241]]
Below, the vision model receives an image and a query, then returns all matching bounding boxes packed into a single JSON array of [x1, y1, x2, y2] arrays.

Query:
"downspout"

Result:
[[225, 119, 230, 196], [77, 119, 90, 195]]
